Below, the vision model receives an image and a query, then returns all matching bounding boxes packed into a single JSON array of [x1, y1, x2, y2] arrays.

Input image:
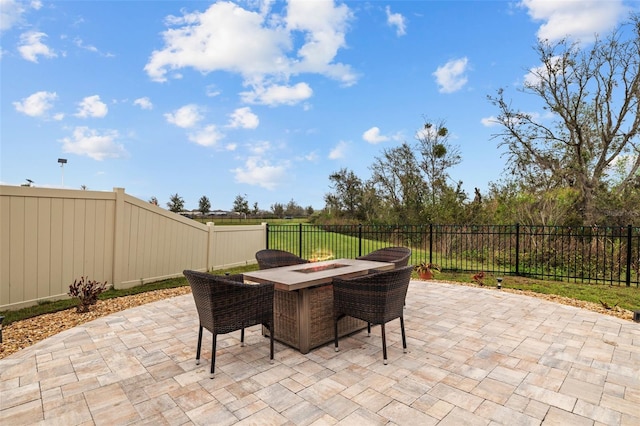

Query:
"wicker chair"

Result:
[[333, 265, 413, 364], [183, 270, 275, 378], [255, 249, 309, 270], [356, 246, 411, 268]]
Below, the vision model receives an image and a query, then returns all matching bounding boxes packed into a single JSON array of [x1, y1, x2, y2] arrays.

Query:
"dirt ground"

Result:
[[0, 281, 634, 360]]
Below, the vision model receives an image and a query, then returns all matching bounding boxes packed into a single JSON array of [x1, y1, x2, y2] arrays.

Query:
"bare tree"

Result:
[[489, 14, 640, 225], [416, 119, 461, 206]]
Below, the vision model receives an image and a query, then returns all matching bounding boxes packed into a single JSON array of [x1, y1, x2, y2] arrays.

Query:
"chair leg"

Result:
[[210, 334, 217, 379], [241, 328, 245, 347], [381, 324, 388, 365], [367, 323, 371, 337], [334, 317, 340, 352], [400, 316, 407, 353], [196, 325, 203, 365], [269, 322, 274, 363]]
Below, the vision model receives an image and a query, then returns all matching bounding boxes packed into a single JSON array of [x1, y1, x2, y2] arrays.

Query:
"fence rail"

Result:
[[266, 223, 640, 287], [1, 186, 266, 311]]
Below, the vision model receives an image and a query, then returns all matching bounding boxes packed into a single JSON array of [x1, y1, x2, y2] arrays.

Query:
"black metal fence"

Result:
[[266, 223, 640, 287]]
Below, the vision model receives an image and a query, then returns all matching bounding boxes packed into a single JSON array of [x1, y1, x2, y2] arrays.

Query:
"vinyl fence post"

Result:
[[626, 224, 632, 287], [515, 223, 520, 276]]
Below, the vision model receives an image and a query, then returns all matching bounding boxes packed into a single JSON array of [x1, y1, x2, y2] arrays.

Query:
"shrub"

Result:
[[68, 277, 107, 313], [472, 271, 486, 286]]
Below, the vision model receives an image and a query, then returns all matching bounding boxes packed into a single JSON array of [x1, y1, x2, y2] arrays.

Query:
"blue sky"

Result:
[[1, 0, 636, 211]]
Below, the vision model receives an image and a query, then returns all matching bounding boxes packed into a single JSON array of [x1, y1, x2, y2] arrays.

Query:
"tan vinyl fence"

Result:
[[0, 186, 266, 311]]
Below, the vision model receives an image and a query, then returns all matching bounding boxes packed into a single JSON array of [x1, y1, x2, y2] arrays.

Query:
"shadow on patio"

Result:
[[1, 281, 639, 425]]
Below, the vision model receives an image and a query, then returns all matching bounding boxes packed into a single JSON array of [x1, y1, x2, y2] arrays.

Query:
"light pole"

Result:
[[57, 158, 67, 187]]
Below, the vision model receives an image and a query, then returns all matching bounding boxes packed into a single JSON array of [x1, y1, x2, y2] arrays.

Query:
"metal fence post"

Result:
[[429, 224, 433, 265], [515, 223, 520, 276], [298, 223, 303, 257], [358, 224, 363, 257], [265, 223, 270, 249], [626, 224, 632, 287]]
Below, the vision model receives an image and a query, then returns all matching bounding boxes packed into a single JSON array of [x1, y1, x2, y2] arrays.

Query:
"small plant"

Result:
[[68, 277, 107, 313], [415, 262, 440, 279], [472, 271, 486, 286], [599, 300, 619, 310]]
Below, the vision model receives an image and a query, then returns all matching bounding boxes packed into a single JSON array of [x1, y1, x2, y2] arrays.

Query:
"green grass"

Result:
[[3, 263, 638, 327], [0, 276, 189, 325], [438, 271, 640, 312], [192, 218, 310, 225]]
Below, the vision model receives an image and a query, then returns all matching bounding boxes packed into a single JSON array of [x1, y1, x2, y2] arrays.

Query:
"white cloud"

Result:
[[18, 31, 56, 62], [1, 0, 25, 32], [145, 1, 356, 102], [362, 127, 390, 144], [240, 82, 313, 106], [480, 116, 499, 127], [225, 143, 237, 151], [304, 151, 319, 162], [433, 57, 469, 94], [164, 104, 202, 128], [386, 6, 406, 36], [206, 84, 221, 97], [75, 95, 108, 118], [520, 0, 627, 43], [188, 124, 224, 147], [248, 141, 272, 156], [74, 37, 97, 53], [232, 157, 287, 190], [329, 140, 348, 159], [286, 0, 357, 85], [227, 107, 259, 129], [73, 37, 114, 58], [524, 56, 563, 88], [133, 97, 153, 110], [13, 90, 57, 117], [60, 126, 127, 160]]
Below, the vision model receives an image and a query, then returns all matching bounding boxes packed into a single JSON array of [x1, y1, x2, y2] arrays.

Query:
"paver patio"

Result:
[[1, 281, 639, 425]]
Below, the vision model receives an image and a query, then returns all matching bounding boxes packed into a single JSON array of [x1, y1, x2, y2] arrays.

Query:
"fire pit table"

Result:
[[244, 258, 394, 354]]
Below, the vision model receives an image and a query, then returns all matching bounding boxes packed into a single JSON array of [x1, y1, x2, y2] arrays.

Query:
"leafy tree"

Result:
[[148, 196, 159, 206], [284, 199, 304, 217], [488, 14, 640, 225], [271, 202, 285, 217], [324, 168, 364, 219], [369, 142, 427, 223], [167, 193, 185, 213], [198, 196, 211, 215], [252, 202, 259, 215], [305, 205, 314, 216], [232, 194, 250, 215], [360, 181, 384, 223]]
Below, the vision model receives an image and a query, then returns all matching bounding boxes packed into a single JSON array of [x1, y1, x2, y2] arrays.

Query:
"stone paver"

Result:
[[1, 281, 639, 425]]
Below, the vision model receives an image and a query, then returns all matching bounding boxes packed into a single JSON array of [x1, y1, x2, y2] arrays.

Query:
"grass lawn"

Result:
[[2, 263, 638, 326]]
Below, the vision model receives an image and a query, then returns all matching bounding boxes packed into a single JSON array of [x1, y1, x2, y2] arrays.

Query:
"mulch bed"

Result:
[[0, 287, 191, 360], [0, 281, 634, 360]]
